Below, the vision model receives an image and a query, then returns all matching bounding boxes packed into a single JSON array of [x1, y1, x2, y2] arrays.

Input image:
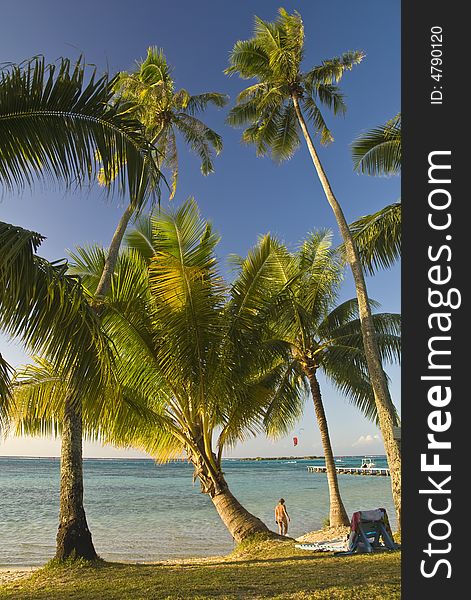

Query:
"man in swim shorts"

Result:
[[275, 498, 290, 536]]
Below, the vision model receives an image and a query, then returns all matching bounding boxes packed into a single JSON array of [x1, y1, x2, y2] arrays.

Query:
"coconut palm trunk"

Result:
[[211, 486, 272, 543], [56, 398, 97, 560], [292, 93, 402, 529], [302, 361, 349, 527], [56, 205, 135, 559], [187, 446, 273, 543]]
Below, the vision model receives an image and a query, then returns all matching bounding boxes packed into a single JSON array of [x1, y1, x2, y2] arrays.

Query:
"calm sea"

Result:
[[0, 456, 394, 566]]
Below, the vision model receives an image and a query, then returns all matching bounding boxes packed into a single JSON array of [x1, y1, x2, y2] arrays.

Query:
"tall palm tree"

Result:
[[0, 222, 123, 558], [113, 46, 228, 199], [0, 56, 163, 560], [226, 8, 402, 528], [62, 199, 300, 542], [63, 48, 228, 557], [240, 232, 401, 527], [94, 47, 228, 306]]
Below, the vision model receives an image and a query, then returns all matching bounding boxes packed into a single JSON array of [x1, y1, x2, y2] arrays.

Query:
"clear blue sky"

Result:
[[0, 0, 400, 458]]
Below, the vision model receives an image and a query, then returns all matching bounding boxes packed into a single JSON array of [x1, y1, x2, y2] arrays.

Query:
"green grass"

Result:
[[0, 537, 401, 599]]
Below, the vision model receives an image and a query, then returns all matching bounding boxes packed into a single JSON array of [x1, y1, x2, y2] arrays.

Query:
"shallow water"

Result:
[[0, 456, 394, 566]]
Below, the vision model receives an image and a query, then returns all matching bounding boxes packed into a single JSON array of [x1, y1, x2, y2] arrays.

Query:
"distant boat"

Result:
[[335, 458, 342, 463], [360, 457, 376, 468], [285, 460, 297, 464]]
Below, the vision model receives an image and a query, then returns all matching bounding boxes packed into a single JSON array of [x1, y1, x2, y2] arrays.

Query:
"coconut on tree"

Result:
[[225, 8, 402, 528]]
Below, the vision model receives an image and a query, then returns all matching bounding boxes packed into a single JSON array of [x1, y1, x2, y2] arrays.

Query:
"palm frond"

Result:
[[0, 56, 162, 208], [185, 93, 229, 115], [301, 96, 334, 145], [0, 354, 13, 426], [174, 113, 223, 175], [225, 39, 272, 79], [124, 214, 156, 262], [348, 202, 401, 275], [271, 102, 300, 161], [352, 113, 401, 175], [0, 222, 115, 410], [304, 51, 365, 86]]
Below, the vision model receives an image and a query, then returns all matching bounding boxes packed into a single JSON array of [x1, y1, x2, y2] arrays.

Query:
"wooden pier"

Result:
[[307, 465, 390, 476]]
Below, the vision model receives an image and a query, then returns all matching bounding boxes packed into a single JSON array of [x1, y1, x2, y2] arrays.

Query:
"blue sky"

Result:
[[0, 0, 400, 457]]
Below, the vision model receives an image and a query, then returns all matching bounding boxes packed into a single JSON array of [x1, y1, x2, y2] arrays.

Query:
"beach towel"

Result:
[[295, 539, 348, 553]]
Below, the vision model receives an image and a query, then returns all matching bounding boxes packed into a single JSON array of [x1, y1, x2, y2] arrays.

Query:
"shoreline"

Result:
[[0, 525, 351, 584], [0, 454, 385, 461]]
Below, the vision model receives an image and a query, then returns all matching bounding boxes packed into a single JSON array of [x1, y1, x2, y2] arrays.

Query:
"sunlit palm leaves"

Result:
[[350, 114, 401, 274], [0, 56, 162, 208], [0, 222, 116, 426], [115, 47, 228, 198], [352, 113, 401, 176], [349, 203, 401, 275], [30, 200, 297, 468], [237, 232, 402, 431], [226, 8, 364, 159]]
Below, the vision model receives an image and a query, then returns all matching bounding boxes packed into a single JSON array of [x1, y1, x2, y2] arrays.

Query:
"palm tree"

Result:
[[94, 47, 228, 305], [0, 56, 163, 560], [60, 199, 301, 543], [226, 8, 402, 528], [241, 232, 401, 527], [113, 46, 228, 199], [63, 48, 228, 557], [2, 51, 227, 559], [0, 222, 122, 558]]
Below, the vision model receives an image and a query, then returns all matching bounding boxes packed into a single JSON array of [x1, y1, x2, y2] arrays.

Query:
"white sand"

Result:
[[0, 567, 38, 585], [295, 525, 350, 544]]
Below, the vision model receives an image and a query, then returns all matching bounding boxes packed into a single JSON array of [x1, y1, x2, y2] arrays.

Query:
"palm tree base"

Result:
[[210, 487, 273, 543], [55, 517, 98, 561]]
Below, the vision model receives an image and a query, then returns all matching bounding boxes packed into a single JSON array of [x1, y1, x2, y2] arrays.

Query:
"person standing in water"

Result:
[[275, 498, 290, 536]]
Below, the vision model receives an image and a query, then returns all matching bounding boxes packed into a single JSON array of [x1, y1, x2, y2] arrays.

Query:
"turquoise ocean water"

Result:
[[0, 456, 394, 566]]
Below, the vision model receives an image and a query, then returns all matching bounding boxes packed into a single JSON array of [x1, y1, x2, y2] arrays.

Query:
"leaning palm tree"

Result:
[[61, 200, 302, 542], [238, 232, 401, 527], [226, 8, 402, 528], [64, 49, 228, 557], [0, 56, 163, 560]]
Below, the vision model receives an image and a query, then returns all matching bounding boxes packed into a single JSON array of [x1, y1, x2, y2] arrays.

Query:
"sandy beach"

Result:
[[0, 526, 350, 587], [0, 567, 39, 585]]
